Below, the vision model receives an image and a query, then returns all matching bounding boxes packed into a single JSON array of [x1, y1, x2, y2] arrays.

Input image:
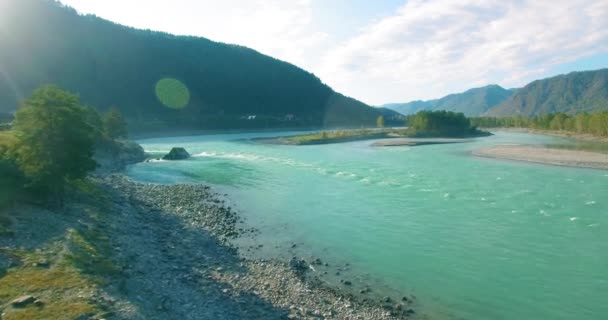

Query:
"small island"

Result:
[[258, 111, 491, 145]]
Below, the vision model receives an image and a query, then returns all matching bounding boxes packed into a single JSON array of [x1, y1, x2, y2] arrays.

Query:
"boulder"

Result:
[[10, 295, 35, 308], [288, 257, 309, 275], [162, 147, 191, 160], [94, 139, 146, 172]]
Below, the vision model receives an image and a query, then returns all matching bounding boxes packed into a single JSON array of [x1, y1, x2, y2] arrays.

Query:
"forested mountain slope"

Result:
[[383, 85, 513, 116], [485, 69, 608, 117], [0, 0, 393, 131]]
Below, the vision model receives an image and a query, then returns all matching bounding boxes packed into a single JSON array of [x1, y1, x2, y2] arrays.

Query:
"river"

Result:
[[127, 130, 608, 320]]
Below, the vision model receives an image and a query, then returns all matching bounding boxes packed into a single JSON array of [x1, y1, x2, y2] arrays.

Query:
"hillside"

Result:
[[485, 69, 608, 117], [383, 85, 513, 116], [0, 0, 394, 131], [382, 101, 432, 116]]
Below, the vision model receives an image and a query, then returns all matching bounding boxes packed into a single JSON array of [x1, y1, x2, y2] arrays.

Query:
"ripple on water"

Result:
[[133, 131, 608, 320]]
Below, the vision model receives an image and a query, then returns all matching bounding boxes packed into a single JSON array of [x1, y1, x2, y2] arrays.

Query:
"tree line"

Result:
[[471, 112, 608, 137], [0, 85, 128, 207], [406, 110, 486, 137]]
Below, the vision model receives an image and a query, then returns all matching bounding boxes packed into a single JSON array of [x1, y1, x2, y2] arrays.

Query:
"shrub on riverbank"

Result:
[[406, 110, 484, 137], [0, 85, 133, 206]]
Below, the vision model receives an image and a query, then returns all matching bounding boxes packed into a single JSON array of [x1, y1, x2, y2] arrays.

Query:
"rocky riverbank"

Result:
[[1, 174, 418, 319], [98, 174, 418, 319], [371, 138, 475, 147]]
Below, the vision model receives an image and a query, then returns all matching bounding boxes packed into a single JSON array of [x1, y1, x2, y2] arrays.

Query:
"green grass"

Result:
[[0, 130, 18, 146], [281, 128, 407, 145], [68, 178, 111, 205], [65, 226, 121, 283]]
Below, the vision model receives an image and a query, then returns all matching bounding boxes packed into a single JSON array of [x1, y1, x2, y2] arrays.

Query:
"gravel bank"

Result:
[[473, 145, 608, 170], [371, 138, 474, 147], [99, 175, 417, 319]]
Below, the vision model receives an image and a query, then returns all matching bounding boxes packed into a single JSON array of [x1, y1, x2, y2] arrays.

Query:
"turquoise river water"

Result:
[[127, 131, 608, 320]]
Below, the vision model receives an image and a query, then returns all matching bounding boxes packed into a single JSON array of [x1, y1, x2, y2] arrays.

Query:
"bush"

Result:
[[11, 86, 97, 201], [406, 110, 479, 137]]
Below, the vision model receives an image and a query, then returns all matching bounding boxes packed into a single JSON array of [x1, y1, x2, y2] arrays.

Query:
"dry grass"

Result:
[[0, 177, 121, 319], [0, 224, 117, 319], [0, 252, 97, 319]]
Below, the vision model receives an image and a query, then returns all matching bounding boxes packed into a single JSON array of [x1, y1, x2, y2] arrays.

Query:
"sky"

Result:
[[58, 0, 608, 106]]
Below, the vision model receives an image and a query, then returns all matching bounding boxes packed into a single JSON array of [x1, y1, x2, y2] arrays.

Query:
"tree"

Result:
[[103, 107, 128, 140], [11, 86, 97, 199], [407, 110, 476, 137], [0, 131, 23, 208], [376, 116, 385, 128]]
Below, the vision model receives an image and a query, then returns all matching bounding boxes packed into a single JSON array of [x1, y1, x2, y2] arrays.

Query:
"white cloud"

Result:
[[190, 0, 329, 69], [318, 0, 608, 104]]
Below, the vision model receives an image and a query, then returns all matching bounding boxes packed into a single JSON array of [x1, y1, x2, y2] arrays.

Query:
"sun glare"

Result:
[[154, 78, 190, 109]]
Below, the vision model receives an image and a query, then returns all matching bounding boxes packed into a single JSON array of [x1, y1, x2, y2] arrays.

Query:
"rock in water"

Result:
[[162, 147, 191, 160], [289, 257, 309, 276]]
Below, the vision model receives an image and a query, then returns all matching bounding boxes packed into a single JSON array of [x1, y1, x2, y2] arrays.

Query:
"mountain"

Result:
[[0, 0, 395, 131], [381, 101, 433, 116], [431, 85, 514, 116], [382, 85, 513, 116], [485, 69, 608, 117]]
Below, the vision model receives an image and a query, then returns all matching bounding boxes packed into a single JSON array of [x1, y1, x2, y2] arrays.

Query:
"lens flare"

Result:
[[155, 78, 190, 109]]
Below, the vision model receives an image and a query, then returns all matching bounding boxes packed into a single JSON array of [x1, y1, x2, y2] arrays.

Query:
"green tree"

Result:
[[12, 86, 97, 200], [0, 131, 23, 208], [407, 110, 476, 137], [549, 113, 568, 131], [102, 107, 128, 140], [376, 116, 385, 128]]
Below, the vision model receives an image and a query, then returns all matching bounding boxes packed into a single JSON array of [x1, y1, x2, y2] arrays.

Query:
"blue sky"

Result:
[[59, 0, 608, 105]]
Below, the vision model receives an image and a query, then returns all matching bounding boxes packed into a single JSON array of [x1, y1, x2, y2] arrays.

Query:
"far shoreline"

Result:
[[131, 126, 383, 140], [473, 144, 608, 170], [484, 127, 608, 143]]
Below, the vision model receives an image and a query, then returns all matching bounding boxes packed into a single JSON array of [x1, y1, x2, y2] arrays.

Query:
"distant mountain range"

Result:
[[0, 0, 397, 131], [485, 69, 608, 117], [383, 69, 608, 117], [382, 85, 515, 116]]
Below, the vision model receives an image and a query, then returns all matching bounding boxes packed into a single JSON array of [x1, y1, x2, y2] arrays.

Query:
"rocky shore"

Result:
[[0, 173, 418, 319], [96, 175, 418, 319]]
